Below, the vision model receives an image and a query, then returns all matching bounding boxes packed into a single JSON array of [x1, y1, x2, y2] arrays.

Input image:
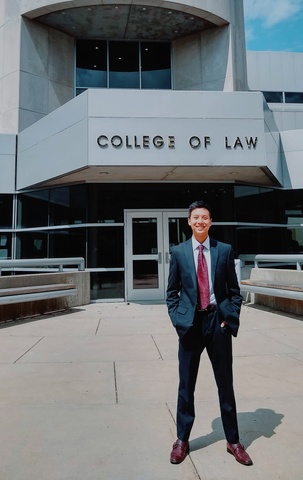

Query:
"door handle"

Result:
[[165, 252, 170, 264], [158, 252, 162, 264]]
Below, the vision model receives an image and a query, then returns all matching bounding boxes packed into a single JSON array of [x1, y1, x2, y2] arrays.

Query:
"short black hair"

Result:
[[188, 200, 212, 218]]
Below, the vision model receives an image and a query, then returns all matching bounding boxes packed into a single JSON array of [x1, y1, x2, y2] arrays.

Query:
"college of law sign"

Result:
[[96, 134, 258, 150]]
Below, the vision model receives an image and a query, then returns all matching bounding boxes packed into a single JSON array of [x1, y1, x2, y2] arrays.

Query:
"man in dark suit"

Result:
[[166, 200, 252, 466]]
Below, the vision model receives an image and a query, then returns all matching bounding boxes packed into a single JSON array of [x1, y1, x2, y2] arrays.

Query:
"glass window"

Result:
[[285, 92, 303, 103], [109, 41, 139, 88], [262, 91, 283, 103], [168, 217, 191, 249], [0, 194, 13, 228], [87, 184, 124, 223], [123, 184, 234, 221], [234, 186, 278, 223], [76, 40, 171, 91], [16, 232, 48, 258], [76, 40, 107, 88], [49, 229, 86, 259], [141, 42, 171, 89], [133, 260, 159, 289], [286, 229, 301, 253], [90, 271, 124, 300], [236, 227, 285, 254], [0, 233, 12, 259], [76, 88, 87, 96], [132, 218, 157, 255], [87, 227, 124, 268], [50, 186, 86, 226], [17, 191, 49, 228]]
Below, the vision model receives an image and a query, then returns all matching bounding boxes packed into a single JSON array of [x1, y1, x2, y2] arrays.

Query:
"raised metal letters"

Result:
[[96, 135, 176, 149], [97, 134, 258, 150]]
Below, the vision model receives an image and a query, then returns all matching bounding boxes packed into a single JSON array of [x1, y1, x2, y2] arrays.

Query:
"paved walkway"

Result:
[[0, 301, 302, 480]]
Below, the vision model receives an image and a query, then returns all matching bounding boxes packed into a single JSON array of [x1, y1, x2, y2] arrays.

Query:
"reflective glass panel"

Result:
[[87, 184, 124, 223], [133, 260, 159, 289], [141, 42, 171, 89], [0, 233, 11, 259], [87, 227, 124, 268], [262, 91, 283, 103], [168, 217, 191, 250], [76, 40, 107, 88], [50, 186, 86, 226], [285, 92, 303, 103], [286, 228, 302, 252], [16, 232, 48, 258], [0, 194, 13, 228], [90, 271, 124, 300], [236, 227, 285, 254], [234, 186, 277, 223], [17, 191, 49, 228], [109, 41, 139, 88], [132, 218, 158, 255], [49, 229, 86, 258]]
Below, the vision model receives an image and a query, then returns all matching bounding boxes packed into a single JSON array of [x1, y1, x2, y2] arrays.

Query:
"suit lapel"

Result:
[[183, 239, 196, 287]]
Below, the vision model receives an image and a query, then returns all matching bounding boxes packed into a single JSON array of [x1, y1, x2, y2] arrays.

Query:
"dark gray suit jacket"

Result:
[[166, 237, 242, 338]]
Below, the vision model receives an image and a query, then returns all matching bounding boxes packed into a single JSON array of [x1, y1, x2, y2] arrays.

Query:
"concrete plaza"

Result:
[[0, 301, 302, 480]]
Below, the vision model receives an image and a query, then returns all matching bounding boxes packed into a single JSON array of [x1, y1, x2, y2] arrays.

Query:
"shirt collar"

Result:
[[192, 235, 210, 251]]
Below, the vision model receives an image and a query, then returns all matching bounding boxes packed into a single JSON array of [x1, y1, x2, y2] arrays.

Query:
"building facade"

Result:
[[0, 0, 303, 302]]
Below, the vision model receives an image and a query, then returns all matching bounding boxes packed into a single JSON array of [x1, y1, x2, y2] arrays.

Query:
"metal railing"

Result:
[[0, 258, 85, 275], [254, 254, 303, 270]]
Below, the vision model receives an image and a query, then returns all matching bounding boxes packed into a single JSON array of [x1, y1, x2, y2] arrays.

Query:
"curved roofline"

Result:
[[22, 0, 229, 26]]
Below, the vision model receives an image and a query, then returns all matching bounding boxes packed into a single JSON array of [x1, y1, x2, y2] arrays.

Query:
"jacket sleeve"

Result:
[[217, 246, 242, 337], [166, 247, 181, 326]]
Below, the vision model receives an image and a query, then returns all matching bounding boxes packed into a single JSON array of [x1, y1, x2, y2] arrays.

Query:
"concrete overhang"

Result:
[[16, 89, 282, 190], [22, 1, 229, 41]]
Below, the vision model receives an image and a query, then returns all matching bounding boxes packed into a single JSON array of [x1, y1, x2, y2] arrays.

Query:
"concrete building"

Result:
[[0, 0, 302, 302]]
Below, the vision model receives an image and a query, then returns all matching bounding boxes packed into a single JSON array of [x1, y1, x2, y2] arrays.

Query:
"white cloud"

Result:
[[244, 0, 303, 27]]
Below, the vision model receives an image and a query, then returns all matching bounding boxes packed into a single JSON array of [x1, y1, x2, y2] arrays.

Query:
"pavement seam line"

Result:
[[95, 318, 101, 335], [113, 361, 118, 404], [151, 334, 163, 360], [165, 403, 202, 479], [13, 336, 45, 363]]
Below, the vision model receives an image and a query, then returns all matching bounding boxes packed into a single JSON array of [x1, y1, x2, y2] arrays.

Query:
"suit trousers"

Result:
[[176, 309, 239, 444]]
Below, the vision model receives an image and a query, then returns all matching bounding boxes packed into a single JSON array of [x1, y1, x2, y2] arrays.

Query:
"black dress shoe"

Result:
[[170, 439, 189, 464], [227, 442, 253, 465]]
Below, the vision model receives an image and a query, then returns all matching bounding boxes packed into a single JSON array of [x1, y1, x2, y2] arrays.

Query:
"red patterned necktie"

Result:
[[197, 244, 210, 310]]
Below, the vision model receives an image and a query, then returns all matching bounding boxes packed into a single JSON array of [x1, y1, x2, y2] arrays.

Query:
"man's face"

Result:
[[188, 207, 212, 242]]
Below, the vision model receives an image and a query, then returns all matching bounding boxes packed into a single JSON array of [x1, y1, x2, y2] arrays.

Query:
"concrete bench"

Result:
[[241, 279, 303, 300], [0, 283, 77, 306], [0, 271, 90, 322], [240, 268, 303, 315]]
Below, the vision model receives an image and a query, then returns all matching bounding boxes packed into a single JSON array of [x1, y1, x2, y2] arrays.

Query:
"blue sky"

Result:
[[243, 0, 303, 52]]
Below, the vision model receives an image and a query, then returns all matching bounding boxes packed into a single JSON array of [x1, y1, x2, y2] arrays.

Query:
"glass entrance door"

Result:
[[125, 210, 189, 301]]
